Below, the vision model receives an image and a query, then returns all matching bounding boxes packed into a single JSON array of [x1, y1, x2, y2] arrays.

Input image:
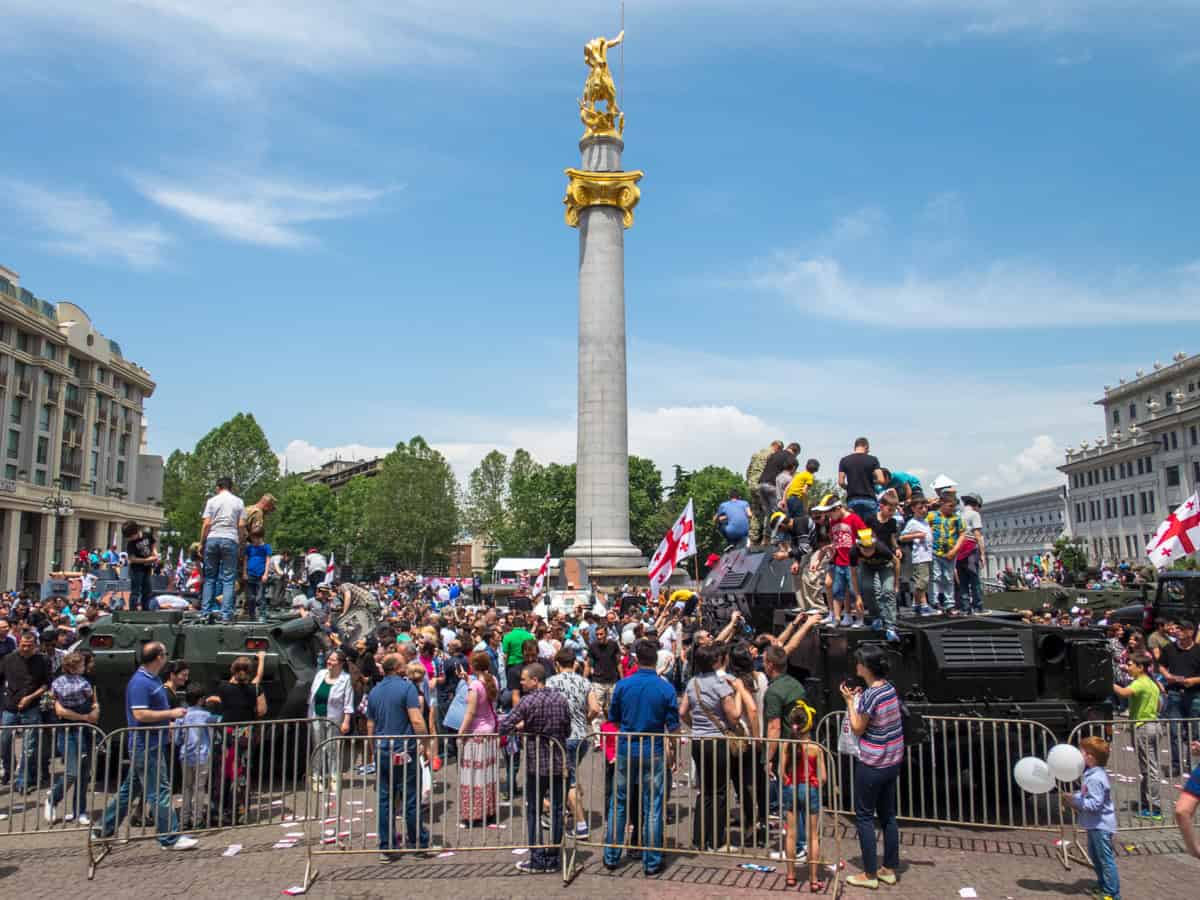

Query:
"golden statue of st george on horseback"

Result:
[[579, 30, 624, 139]]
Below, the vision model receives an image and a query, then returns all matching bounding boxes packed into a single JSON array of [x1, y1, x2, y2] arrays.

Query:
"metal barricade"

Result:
[[300, 732, 569, 891], [87, 717, 315, 877], [1067, 717, 1200, 835], [0, 721, 105, 835], [815, 712, 1070, 839], [569, 731, 843, 890]]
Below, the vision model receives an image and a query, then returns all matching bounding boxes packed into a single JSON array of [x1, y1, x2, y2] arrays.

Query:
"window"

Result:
[[16, 331, 28, 353], [13, 360, 25, 379], [1171, 431, 1180, 450], [1129, 403, 1137, 421], [63, 413, 78, 432], [1194, 460, 1200, 483], [68, 355, 80, 377], [1166, 391, 1175, 407], [1137, 458, 1143, 475], [118, 433, 129, 456], [38, 405, 50, 431], [35, 436, 47, 465], [1167, 465, 1181, 487], [6, 429, 18, 460], [1112, 409, 1120, 425], [1146, 456, 1152, 472], [97, 367, 107, 384], [1191, 425, 1198, 446], [90, 450, 99, 478], [1121, 495, 1128, 516], [1149, 493, 1156, 513], [33, 469, 46, 486], [116, 460, 125, 483], [1102, 468, 1109, 483], [1110, 466, 1116, 480], [0, 323, 7, 343], [92, 423, 100, 445], [3, 465, 14, 481], [42, 342, 57, 361], [8, 396, 20, 424], [60, 476, 77, 491]]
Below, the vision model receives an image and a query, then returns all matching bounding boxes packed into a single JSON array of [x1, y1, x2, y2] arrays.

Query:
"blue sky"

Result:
[[1, 1, 1198, 498]]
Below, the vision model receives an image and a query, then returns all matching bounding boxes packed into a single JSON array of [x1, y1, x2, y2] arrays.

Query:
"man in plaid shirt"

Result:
[[499, 663, 570, 874]]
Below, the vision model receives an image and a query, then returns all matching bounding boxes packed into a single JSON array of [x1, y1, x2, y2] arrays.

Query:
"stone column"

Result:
[[60, 515, 80, 571], [562, 135, 646, 568], [2, 508, 20, 591], [37, 512, 57, 580]]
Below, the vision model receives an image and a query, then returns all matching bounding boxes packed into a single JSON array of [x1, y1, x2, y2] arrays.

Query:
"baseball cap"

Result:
[[811, 493, 841, 513], [291, 594, 312, 609]]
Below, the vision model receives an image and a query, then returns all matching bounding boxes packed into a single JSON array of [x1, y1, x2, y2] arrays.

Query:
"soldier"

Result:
[[745, 440, 782, 544]]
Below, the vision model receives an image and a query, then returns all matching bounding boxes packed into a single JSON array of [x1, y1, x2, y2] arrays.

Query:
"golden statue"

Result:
[[579, 30, 624, 139]]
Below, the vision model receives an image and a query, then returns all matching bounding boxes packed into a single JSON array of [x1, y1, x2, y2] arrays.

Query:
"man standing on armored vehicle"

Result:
[[199, 477, 245, 623]]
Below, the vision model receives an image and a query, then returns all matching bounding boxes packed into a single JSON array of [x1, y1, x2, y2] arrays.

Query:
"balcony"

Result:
[[64, 394, 85, 415], [15, 376, 31, 397], [60, 453, 83, 476], [96, 405, 108, 423], [62, 429, 83, 448], [44, 385, 60, 406], [123, 417, 134, 434], [0, 370, 7, 388]]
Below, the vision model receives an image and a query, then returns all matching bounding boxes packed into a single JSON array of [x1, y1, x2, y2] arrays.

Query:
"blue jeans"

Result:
[[778, 783, 820, 851], [201, 538, 239, 620], [604, 751, 666, 873], [50, 726, 93, 816], [565, 738, 588, 788], [931, 556, 955, 609], [1, 707, 43, 789], [858, 565, 897, 629], [244, 575, 265, 621], [847, 498, 878, 521], [376, 739, 430, 850], [717, 524, 749, 549], [1087, 829, 1120, 899], [1164, 692, 1200, 773], [954, 552, 983, 613], [525, 770, 564, 870], [854, 761, 900, 877], [128, 566, 154, 611], [831, 565, 852, 602], [99, 741, 182, 847]]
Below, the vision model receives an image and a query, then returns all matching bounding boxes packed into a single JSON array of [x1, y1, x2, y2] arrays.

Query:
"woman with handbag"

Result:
[[306, 649, 354, 794], [455, 651, 500, 825], [679, 643, 744, 852], [842, 646, 904, 890]]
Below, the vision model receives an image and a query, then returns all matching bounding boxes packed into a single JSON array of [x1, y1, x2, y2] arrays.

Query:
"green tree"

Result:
[[190, 413, 279, 503], [1054, 536, 1089, 575], [498, 450, 577, 556], [628, 455, 664, 556], [657, 465, 748, 566], [162, 449, 205, 549], [332, 474, 378, 568], [366, 436, 460, 568], [270, 476, 335, 555], [464, 450, 509, 563]]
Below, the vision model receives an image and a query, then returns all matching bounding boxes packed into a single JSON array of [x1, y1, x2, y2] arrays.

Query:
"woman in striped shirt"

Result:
[[841, 646, 904, 890]]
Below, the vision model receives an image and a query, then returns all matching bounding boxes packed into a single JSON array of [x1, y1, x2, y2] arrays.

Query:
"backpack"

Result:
[[898, 697, 928, 747]]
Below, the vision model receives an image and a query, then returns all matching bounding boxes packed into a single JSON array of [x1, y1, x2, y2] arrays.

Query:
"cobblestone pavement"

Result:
[[1, 820, 1197, 899]]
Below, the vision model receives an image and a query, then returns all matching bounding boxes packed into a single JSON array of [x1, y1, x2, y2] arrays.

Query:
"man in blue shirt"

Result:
[[367, 653, 435, 860], [603, 640, 680, 876], [714, 489, 752, 549], [95, 642, 196, 849]]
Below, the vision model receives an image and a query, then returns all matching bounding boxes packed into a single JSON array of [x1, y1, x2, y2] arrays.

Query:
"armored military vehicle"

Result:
[[700, 547, 1113, 738], [1107, 570, 1200, 633], [77, 592, 379, 734]]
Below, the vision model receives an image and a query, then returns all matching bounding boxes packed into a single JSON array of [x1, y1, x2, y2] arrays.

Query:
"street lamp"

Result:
[[41, 477, 73, 517]]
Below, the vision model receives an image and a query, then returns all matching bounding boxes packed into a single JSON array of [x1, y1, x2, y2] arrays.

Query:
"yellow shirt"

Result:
[[785, 471, 814, 501]]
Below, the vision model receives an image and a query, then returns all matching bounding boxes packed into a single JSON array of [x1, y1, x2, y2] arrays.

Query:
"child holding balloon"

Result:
[[1060, 737, 1119, 900]]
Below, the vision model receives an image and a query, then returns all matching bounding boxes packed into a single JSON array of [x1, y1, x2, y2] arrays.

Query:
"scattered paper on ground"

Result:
[[437, 851, 456, 858], [222, 844, 242, 857], [281, 887, 307, 896], [960, 890, 978, 899]]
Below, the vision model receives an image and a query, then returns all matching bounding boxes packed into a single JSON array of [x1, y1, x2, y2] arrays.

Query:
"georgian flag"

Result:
[[322, 552, 336, 586], [1146, 490, 1200, 570], [532, 545, 551, 597], [648, 499, 697, 600]]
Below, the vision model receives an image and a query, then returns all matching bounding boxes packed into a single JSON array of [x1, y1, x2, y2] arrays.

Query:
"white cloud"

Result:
[[1, 179, 171, 268], [976, 434, 1063, 493], [751, 209, 1200, 328], [831, 207, 885, 243], [135, 175, 392, 247]]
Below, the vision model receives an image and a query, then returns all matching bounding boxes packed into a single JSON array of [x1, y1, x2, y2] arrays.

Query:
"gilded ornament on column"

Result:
[[579, 31, 624, 139], [563, 168, 644, 228]]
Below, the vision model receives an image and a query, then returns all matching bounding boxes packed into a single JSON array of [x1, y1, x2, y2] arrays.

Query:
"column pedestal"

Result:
[[38, 513, 58, 582], [562, 135, 646, 568], [2, 509, 20, 592]]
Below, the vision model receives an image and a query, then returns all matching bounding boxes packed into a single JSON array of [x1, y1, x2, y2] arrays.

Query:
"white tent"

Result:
[[492, 557, 561, 578]]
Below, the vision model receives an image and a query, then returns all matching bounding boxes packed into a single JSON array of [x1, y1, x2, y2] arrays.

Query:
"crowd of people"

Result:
[[2, 451, 1199, 897]]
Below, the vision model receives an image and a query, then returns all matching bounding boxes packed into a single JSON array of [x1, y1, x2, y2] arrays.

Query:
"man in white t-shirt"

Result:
[[304, 549, 328, 599], [899, 492, 936, 616], [199, 477, 245, 622]]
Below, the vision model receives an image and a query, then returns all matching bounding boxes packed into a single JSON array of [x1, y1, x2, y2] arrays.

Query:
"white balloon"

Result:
[[1046, 744, 1086, 782], [1013, 756, 1056, 794]]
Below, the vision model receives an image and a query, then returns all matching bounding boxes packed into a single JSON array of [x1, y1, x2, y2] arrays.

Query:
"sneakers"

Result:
[[851, 619, 866, 629], [846, 873, 879, 889], [1134, 809, 1164, 822], [885, 629, 900, 643], [44, 796, 55, 824], [878, 869, 897, 886], [840, 615, 853, 627], [77, 813, 91, 826], [163, 835, 199, 851], [515, 860, 555, 874], [823, 614, 838, 627], [916, 605, 934, 616]]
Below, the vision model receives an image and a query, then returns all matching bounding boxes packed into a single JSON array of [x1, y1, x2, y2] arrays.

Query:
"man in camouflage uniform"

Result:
[[745, 440, 782, 544]]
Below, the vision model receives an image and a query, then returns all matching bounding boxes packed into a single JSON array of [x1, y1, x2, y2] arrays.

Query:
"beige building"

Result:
[[300, 457, 381, 491], [1059, 351, 1200, 566], [0, 264, 164, 590]]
